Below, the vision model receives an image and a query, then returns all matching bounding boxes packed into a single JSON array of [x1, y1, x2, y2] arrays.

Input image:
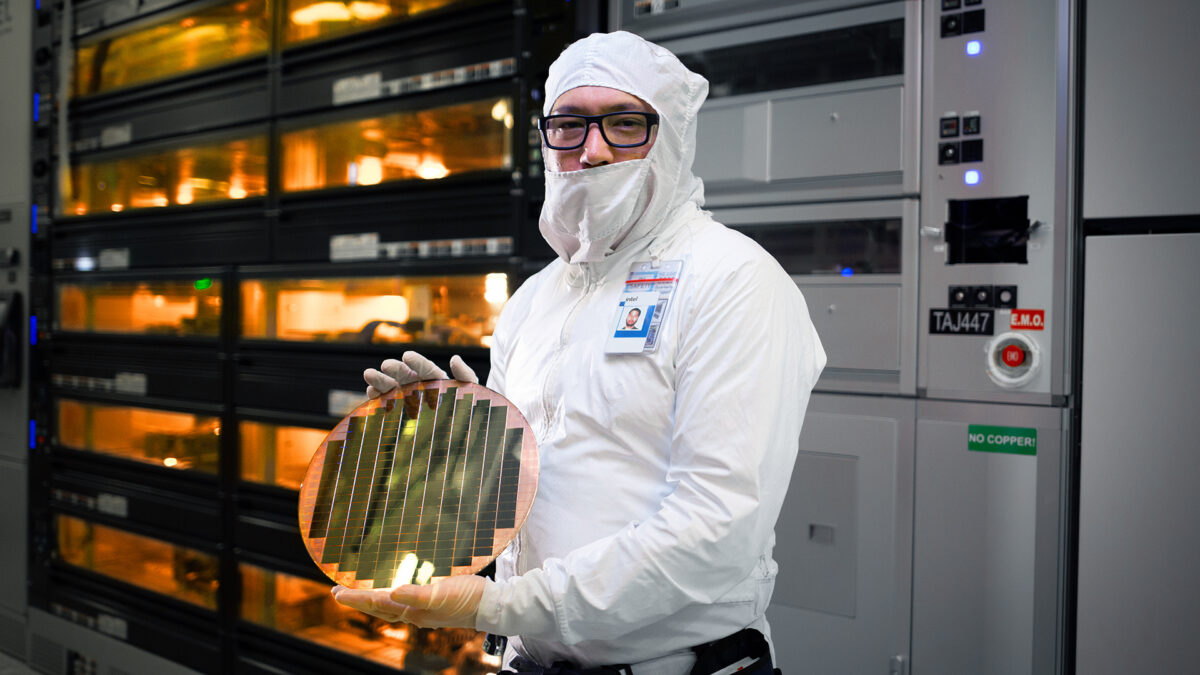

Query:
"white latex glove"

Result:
[[331, 574, 488, 628], [363, 351, 479, 399]]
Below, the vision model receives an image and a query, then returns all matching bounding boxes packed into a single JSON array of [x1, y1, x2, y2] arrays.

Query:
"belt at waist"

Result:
[[503, 655, 633, 675], [498, 629, 772, 675]]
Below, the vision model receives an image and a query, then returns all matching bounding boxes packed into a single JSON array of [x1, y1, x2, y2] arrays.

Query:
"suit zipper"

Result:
[[525, 263, 593, 574]]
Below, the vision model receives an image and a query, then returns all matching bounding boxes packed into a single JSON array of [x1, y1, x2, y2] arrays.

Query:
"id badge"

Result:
[[604, 260, 683, 354]]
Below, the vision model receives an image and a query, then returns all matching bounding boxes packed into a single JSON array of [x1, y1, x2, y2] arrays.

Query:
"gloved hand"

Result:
[[363, 351, 479, 399], [331, 574, 488, 628]]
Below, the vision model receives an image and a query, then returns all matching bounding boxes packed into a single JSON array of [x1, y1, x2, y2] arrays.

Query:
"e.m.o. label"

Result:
[[1010, 309, 1045, 330]]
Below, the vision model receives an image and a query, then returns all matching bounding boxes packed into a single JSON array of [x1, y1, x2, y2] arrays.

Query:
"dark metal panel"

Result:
[[51, 204, 271, 269], [276, 178, 513, 262], [34, 577, 222, 674], [48, 340, 224, 402], [71, 72, 270, 153], [50, 467, 222, 541], [278, 5, 514, 118]]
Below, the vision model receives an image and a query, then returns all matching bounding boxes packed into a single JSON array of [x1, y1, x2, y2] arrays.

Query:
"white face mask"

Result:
[[539, 158, 653, 263]]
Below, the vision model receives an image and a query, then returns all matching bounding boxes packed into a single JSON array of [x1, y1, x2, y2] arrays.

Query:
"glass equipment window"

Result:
[[285, 0, 467, 45], [735, 219, 902, 276], [73, 0, 271, 98], [280, 98, 512, 192], [55, 277, 222, 337], [239, 421, 328, 490], [679, 19, 904, 99], [240, 563, 498, 673], [240, 273, 506, 347], [57, 514, 219, 609], [57, 399, 221, 473], [68, 135, 268, 216]]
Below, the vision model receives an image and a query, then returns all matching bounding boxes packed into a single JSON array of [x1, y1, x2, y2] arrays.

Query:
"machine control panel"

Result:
[[921, 0, 1063, 400], [941, 8, 984, 38], [938, 112, 984, 164]]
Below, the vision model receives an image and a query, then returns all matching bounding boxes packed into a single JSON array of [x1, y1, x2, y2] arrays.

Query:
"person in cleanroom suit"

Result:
[[332, 30, 826, 674]]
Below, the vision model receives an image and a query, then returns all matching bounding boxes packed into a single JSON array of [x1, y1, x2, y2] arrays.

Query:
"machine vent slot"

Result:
[[0, 614, 25, 660], [29, 633, 64, 675]]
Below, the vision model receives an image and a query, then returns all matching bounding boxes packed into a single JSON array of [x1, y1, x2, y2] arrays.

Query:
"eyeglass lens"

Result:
[[543, 113, 653, 149]]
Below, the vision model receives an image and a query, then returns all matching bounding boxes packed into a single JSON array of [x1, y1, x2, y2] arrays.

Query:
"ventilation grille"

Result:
[[29, 633, 64, 675], [0, 613, 25, 660]]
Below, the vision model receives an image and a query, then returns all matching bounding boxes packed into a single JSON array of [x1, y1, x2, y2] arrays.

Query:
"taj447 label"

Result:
[[1010, 309, 1045, 330], [929, 309, 994, 335]]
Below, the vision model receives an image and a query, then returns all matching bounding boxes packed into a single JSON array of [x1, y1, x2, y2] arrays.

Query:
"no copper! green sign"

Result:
[[968, 425, 1037, 455]]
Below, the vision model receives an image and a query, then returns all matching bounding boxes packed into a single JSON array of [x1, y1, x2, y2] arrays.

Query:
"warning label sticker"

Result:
[[968, 425, 1038, 455], [1011, 309, 1045, 330]]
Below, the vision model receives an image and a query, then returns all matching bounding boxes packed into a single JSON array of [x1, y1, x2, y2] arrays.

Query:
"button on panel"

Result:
[[941, 14, 962, 37], [968, 285, 992, 307], [1001, 344, 1026, 368], [961, 139, 983, 162], [949, 286, 970, 307], [995, 285, 1017, 308], [986, 332, 1040, 388], [962, 9, 985, 33], [940, 116, 960, 138], [938, 142, 960, 165]]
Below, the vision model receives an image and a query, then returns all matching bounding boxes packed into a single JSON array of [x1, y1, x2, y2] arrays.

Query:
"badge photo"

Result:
[[605, 293, 656, 353]]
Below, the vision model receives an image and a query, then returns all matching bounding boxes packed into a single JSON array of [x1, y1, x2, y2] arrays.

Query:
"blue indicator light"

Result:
[[37, 0, 41, 10], [31, 204, 37, 234], [30, 315, 37, 345], [966, 40, 982, 56], [840, 267, 855, 277], [33, 93, 39, 122], [965, 170, 982, 185], [30, 421, 37, 450]]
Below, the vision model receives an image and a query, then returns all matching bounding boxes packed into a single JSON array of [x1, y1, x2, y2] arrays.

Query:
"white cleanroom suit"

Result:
[[473, 31, 827, 674]]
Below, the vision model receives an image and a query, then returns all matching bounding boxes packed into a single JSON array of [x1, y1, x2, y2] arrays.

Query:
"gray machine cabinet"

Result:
[[0, 0, 33, 658], [712, 199, 919, 395], [609, 0, 883, 41], [1083, 2, 1200, 219], [1076, 233, 1200, 675], [658, 1, 921, 207], [0, 459, 28, 659], [27, 609, 204, 675], [768, 393, 914, 675], [911, 399, 1066, 675]]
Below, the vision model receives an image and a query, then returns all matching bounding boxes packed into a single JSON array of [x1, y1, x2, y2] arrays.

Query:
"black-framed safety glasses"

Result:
[[538, 111, 660, 150]]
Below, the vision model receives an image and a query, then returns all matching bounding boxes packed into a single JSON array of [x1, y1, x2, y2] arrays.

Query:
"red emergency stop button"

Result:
[[1002, 344, 1026, 368], [986, 332, 1039, 388]]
